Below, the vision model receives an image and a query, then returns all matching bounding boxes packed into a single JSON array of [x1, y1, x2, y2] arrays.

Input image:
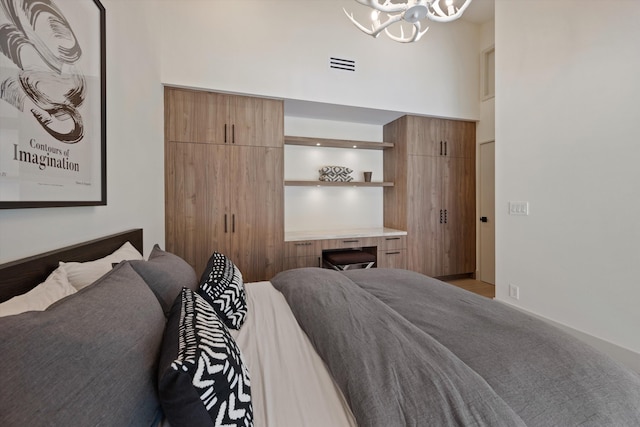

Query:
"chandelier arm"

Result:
[[353, 0, 408, 14], [343, 8, 404, 38], [427, 0, 473, 22], [384, 22, 429, 43]]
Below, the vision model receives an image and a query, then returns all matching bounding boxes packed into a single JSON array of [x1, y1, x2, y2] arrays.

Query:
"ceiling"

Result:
[[461, 0, 495, 25]]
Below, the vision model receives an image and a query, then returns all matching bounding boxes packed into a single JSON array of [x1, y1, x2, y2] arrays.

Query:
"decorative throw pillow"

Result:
[[0, 267, 75, 317], [59, 241, 143, 290], [158, 288, 253, 427], [128, 244, 198, 316], [198, 252, 247, 329]]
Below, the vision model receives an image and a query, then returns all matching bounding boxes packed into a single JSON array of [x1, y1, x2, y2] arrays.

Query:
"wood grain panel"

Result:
[[383, 117, 408, 230], [232, 96, 283, 147], [165, 142, 230, 277], [228, 146, 283, 281], [377, 249, 407, 269], [165, 87, 228, 144], [445, 119, 476, 159], [407, 155, 443, 277], [443, 155, 476, 275]]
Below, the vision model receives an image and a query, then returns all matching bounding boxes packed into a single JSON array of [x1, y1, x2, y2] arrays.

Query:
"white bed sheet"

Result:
[[231, 281, 356, 427]]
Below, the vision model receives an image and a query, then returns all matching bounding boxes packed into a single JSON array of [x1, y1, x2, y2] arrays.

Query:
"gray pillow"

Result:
[[0, 262, 166, 427], [129, 244, 198, 316]]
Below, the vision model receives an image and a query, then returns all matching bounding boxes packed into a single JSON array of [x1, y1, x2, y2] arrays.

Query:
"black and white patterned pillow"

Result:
[[158, 288, 253, 427], [198, 252, 247, 329]]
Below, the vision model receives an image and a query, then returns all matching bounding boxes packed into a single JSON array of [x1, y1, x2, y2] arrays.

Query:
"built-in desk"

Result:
[[284, 228, 408, 270]]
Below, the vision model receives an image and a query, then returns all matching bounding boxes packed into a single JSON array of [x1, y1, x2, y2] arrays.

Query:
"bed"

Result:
[[1, 229, 639, 427]]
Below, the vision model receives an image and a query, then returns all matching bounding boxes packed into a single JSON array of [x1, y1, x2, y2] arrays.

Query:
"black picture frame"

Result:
[[0, 0, 106, 209]]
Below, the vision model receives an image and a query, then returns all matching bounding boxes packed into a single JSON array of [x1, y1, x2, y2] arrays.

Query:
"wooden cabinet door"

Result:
[[406, 116, 443, 157], [165, 88, 229, 145], [407, 155, 444, 277], [231, 96, 283, 147], [228, 146, 283, 281], [165, 142, 230, 277], [377, 249, 407, 269], [442, 156, 476, 276], [444, 120, 475, 159]]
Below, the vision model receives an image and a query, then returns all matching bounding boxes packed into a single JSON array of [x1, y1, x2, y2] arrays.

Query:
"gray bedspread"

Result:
[[270, 267, 640, 427]]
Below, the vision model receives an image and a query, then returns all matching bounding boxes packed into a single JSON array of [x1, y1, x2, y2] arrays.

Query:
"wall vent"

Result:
[[329, 57, 356, 72]]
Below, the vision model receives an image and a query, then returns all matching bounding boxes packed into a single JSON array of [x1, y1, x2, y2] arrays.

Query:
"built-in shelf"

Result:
[[285, 135, 393, 150], [285, 181, 394, 187]]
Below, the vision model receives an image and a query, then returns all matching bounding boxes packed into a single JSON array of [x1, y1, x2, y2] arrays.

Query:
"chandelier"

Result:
[[343, 0, 473, 43]]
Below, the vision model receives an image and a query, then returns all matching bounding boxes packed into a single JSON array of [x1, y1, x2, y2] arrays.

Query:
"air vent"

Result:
[[329, 57, 356, 72]]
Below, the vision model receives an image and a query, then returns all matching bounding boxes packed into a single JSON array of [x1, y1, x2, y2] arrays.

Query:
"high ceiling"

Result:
[[461, 0, 494, 24]]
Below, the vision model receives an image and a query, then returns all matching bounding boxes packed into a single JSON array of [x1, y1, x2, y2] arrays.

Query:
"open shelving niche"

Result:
[[284, 135, 394, 187]]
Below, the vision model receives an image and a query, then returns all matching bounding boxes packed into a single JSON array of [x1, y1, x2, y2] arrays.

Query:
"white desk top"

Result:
[[285, 227, 407, 242]]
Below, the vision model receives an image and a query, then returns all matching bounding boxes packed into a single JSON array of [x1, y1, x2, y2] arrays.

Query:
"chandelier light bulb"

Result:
[[344, 0, 473, 43]]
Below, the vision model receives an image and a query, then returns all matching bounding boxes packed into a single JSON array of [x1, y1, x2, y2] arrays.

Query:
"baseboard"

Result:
[[497, 300, 640, 374]]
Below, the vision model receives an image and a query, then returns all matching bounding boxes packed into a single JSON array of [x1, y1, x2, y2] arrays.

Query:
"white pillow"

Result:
[[59, 241, 143, 291], [0, 267, 76, 317]]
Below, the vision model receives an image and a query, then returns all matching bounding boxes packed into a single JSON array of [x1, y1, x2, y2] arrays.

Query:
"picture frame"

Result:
[[0, 0, 106, 209]]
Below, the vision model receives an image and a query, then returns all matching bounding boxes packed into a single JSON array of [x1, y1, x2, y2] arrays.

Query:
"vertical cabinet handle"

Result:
[[440, 141, 443, 156], [440, 209, 443, 224], [232, 124, 235, 144], [444, 141, 448, 156], [224, 214, 228, 233], [224, 124, 227, 143], [444, 209, 448, 224], [232, 214, 235, 233]]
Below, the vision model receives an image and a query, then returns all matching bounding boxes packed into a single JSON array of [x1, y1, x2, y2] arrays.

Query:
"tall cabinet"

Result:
[[164, 87, 284, 281], [384, 115, 475, 278]]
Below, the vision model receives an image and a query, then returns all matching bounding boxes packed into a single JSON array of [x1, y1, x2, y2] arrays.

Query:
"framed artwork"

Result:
[[0, 0, 106, 209]]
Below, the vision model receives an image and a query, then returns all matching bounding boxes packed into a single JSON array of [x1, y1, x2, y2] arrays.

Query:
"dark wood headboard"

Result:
[[0, 229, 143, 303]]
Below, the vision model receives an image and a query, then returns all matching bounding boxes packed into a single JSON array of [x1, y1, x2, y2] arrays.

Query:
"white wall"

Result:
[[495, 0, 640, 355], [0, 0, 165, 261], [1, 0, 481, 262], [284, 117, 384, 232], [158, 0, 480, 120]]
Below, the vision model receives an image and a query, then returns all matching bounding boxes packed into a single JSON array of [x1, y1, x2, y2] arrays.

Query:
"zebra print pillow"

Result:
[[158, 288, 253, 427], [198, 252, 247, 329]]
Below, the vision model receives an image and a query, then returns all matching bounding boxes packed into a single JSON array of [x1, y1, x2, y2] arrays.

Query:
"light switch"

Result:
[[509, 201, 529, 216]]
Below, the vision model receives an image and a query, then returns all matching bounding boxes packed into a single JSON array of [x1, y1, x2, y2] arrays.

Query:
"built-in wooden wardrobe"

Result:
[[383, 115, 475, 278], [164, 87, 283, 281]]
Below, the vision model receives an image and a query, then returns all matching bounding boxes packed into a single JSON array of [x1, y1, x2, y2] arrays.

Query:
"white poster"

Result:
[[0, 0, 105, 208]]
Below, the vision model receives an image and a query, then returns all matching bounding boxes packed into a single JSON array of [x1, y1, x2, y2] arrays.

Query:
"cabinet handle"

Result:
[[440, 141, 443, 156], [232, 124, 235, 144], [440, 209, 443, 224], [444, 209, 448, 224], [343, 239, 359, 243], [385, 237, 400, 241], [295, 242, 312, 246], [224, 214, 228, 233], [232, 214, 235, 233], [385, 251, 401, 255], [444, 141, 448, 156], [224, 124, 227, 143]]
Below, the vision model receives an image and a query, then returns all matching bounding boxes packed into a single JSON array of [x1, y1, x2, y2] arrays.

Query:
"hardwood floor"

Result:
[[445, 278, 495, 299]]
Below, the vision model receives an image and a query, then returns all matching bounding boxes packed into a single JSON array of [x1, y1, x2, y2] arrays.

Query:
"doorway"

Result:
[[478, 141, 495, 284]]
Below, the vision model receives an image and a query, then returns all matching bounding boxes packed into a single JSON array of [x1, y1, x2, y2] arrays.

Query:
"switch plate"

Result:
[[509, 284, 520, 300], [509, 201, 529, 216]]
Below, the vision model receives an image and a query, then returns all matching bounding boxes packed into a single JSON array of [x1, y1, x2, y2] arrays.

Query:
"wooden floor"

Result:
[[445, 278, 495, 299]]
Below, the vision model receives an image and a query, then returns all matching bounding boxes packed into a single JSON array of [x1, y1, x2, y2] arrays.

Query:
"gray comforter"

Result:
[[270, 267, 640, 427]]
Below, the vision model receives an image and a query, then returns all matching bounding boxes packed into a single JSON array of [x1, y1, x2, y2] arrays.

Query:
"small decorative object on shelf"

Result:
[[319, 166, 353, 182], [363, 171, 372, 182]]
